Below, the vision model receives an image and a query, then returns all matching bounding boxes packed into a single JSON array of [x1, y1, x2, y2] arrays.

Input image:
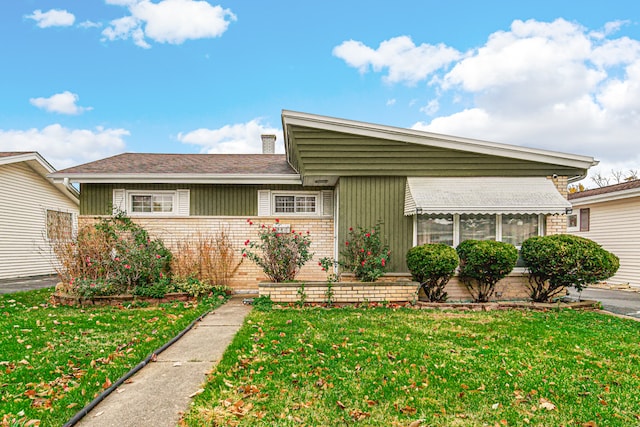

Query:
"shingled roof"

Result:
[[49, 153, 301, 184], [569, 179, 640, 200], [0, 151, 37, 158]]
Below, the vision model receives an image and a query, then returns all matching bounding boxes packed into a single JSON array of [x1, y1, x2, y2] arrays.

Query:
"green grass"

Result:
[[183, 306, 640, 426], [0, 287, 227, 426]]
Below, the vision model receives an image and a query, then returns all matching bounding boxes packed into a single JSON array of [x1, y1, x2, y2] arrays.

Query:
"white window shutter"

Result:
[[258, 190, 271, 216], [112, 189, 126, 214], [176, 189, 190, 216], [322, 190, 334, 216]]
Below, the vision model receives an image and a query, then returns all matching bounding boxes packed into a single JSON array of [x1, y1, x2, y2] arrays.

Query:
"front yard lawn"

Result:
[[0, 287, 227, 426], [183, 306, 640, 426]]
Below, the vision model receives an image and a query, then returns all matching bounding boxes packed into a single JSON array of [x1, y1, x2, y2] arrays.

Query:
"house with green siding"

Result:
[[50, 110, 596, 295]]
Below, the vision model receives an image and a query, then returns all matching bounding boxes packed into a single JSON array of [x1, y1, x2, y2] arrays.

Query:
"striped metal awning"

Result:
[[404, 177, 571, 216]]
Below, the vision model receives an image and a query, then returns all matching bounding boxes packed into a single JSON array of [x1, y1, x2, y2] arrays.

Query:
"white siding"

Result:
[[0, 162, 79, 280], [570, 197, 640, 288]]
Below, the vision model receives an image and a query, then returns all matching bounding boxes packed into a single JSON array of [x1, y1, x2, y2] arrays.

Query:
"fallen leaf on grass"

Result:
[[349, 409, 370, 421], [336, 400, 346, 410], [102, 378, 112, 389], [66, 403, 78, 409], [581, 422, 597, 427], [408, 420, 423, 427], [189, 388, 204, 398], [539, 398, 556, 411]]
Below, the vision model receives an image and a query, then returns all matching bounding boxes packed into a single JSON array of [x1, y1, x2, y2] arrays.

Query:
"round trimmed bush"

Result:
[[456, 240, 518, 303], [406, 243, 459, 302], [521, 234, 619, 302]]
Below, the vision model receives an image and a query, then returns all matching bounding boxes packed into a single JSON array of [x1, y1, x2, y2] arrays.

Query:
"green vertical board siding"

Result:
[[338, 177, 413, 273], [190, 185, 257, 216], [80, 183, 325, 216]]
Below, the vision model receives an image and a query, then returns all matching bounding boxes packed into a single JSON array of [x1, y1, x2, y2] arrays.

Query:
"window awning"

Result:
[[404, 177, 572, 216]]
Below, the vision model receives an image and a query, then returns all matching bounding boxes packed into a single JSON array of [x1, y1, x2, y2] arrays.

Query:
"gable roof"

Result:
[[282, 110, 597, 184], [50, 153, 301, 184], [0, 152, 79, 203], [569, 179, 640, 205]]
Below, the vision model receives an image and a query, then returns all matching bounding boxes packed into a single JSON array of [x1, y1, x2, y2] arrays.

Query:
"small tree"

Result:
[[242, 219, 313, 282], [521, 234, 620, 302], [340, 223, 390, 282], [406, 243, 458, 302], [456, 240, 518, 303]]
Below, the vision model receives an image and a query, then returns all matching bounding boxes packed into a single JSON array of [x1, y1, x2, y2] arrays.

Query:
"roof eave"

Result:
[[2, 152, 79, 203], [281, 110, 598, 172], [49, 173, 303, 185], [570, 187, 640, 205]]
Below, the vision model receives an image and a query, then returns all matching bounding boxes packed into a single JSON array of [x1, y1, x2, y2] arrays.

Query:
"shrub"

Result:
[[173, 276, 221, 299], [54, 212, 172, 297], [242, 219, 313, 282], [521, 234, 620, 302], [456, 240, 518, 303], [132, 281, 175, 298], [340, 223, 390, 282], [171, 229, 242, 287], [94, 213, 172, 294], [406, 243, 459, 302]]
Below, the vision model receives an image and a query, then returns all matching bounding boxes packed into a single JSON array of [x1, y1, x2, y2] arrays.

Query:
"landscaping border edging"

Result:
[[414, 299, 600, 311], [51, 291, 194, 306]]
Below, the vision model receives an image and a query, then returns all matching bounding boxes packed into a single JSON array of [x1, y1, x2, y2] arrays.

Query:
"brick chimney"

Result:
[[261, 134, 276, 154]]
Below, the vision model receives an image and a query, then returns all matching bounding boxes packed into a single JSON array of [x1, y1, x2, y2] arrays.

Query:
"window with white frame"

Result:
[[273, 194, 317, 214], [130, 193, 174, 213], [112, 189, 190, 216], [417, 213, 542, 248], [257, 190, 333, 217], [566, 208, 589, 232]]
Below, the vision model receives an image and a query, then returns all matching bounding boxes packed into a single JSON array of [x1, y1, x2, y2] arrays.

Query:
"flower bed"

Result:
[[51, 290, 195, 306], [259, 281, 419, 303]]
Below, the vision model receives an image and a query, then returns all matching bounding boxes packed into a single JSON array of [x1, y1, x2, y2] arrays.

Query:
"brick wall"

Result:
[[78, 216, 333, 292], [546, 175, 569, 235], [260, 281, 420, 303]]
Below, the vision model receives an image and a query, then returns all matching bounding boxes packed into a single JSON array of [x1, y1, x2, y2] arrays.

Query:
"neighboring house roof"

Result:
[[569, 179, 640, 205], [282, 110, 597, 184], [49, 153, 301, 184], [0, 151, 79, 203]]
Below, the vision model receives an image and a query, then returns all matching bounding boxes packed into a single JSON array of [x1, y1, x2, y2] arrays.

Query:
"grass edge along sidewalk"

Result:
[[182, 306, 640, 426], [0, 287, 228, 427]]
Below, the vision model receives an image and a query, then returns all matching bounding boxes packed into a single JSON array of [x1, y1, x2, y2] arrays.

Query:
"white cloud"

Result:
[[333, 36, 461, 85], [29, 91, 92, 115], [0, 125, 128, 169], [177, 119, 283, 154], [102, 0, 236, 48], [419, 100, 439, 116], [79, 20, 103, 29], [26, 9, 75, 28], [383, 18, 640, 183], [386, 99, 396, 106]]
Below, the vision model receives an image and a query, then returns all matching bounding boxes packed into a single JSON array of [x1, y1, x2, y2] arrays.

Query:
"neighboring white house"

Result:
[[0, 152, 79, 280], [568, 180, 640, 288]]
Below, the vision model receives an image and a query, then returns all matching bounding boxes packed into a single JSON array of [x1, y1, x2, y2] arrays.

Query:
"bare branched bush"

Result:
[[48, 223, 113, 287], [171, 229, 242, 287]]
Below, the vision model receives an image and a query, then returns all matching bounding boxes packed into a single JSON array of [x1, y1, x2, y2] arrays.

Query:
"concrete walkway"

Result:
[[0, 275, 58, 294], [76, 298, 252, 427]]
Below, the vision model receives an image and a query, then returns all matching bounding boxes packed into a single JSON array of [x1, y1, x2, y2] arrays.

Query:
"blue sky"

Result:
[[1, 1, 640, 186]]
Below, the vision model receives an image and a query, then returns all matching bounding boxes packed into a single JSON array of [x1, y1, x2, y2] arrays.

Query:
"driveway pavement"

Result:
[[565, 286, 640, 319], [0, 275, 58, 294]]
